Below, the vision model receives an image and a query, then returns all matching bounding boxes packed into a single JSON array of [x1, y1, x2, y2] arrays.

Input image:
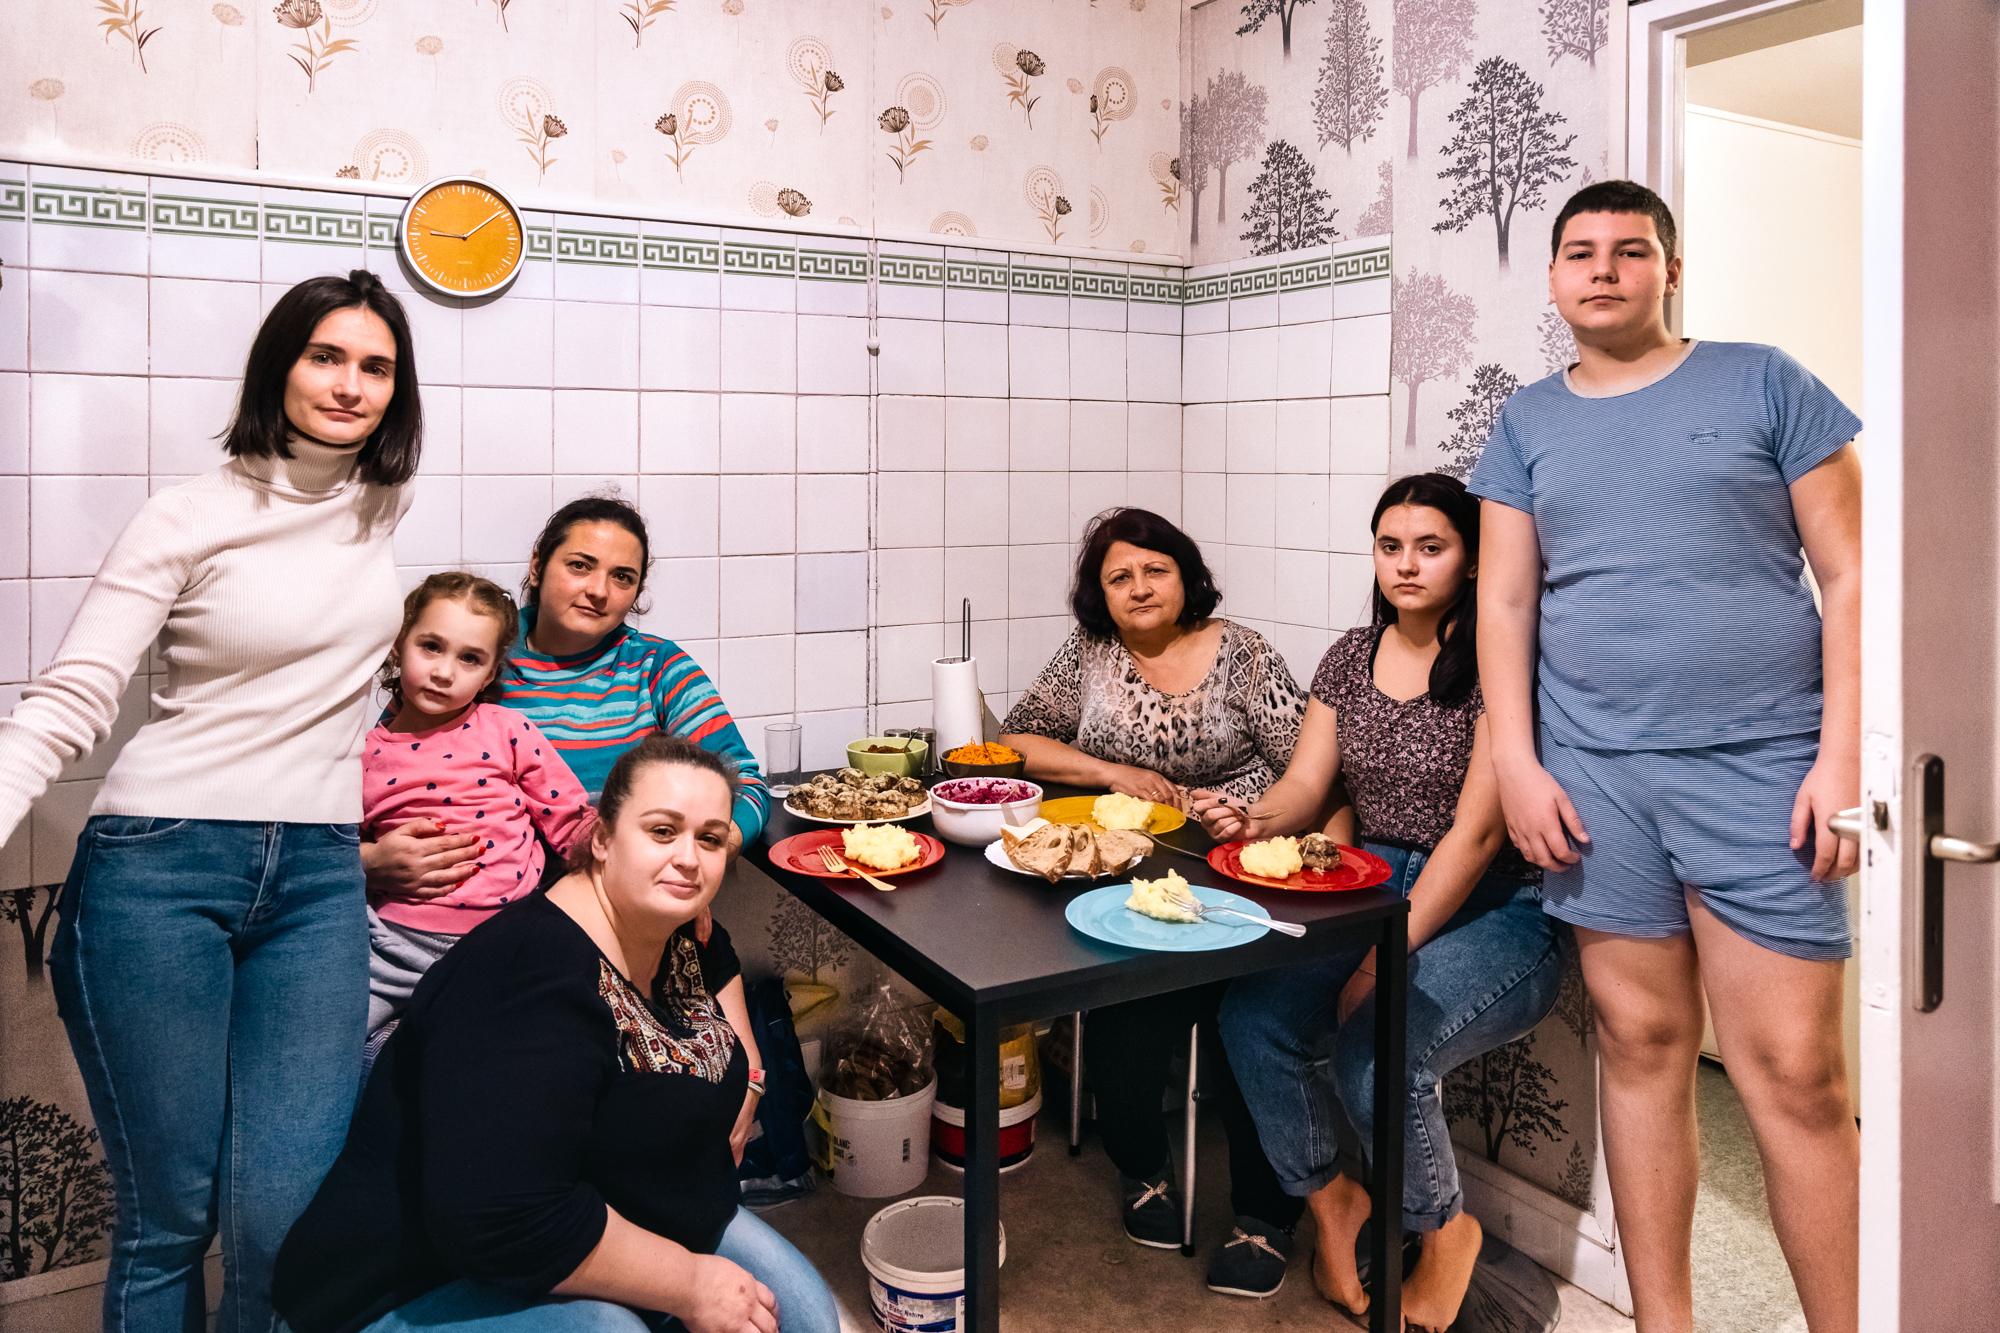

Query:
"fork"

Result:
[[1163, 885, 1305, 937], [818, 844, 897, 892]]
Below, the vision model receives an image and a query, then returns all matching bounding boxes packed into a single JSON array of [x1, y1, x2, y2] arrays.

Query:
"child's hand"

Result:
[[362, 819, 481, 899], [1792, 753, 1861, 881], [1497, 760, 1588, 870]]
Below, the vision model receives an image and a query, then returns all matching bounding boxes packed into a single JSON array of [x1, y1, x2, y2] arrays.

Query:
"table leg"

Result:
[[1368, 908, 1408, 1333], [963, 1005, 1003, 1333]]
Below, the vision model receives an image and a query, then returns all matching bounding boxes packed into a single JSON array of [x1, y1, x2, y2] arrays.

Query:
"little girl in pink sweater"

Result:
[[363, 572, 593, 1035]]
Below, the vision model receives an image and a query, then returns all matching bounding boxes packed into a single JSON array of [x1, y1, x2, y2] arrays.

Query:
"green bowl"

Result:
[[846, 736, 928, 777]]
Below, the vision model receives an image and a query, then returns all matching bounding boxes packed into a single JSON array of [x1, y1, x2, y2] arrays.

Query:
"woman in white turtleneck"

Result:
[[0, 271, 420, 1333]]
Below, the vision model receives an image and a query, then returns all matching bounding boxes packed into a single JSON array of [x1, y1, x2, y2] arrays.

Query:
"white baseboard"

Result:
[[1459, 1153, 1633, 1316]]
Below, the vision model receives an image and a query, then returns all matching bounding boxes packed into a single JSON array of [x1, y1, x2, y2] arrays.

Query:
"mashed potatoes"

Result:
[[840, 822, 922, 871], [1092, 792, 1155, 831], [1239, 836, 1304, 879], [1125, 870, 1201, 923]]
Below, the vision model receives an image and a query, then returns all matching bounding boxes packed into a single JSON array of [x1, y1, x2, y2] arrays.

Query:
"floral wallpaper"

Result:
[[3, 0, 1186, 256]]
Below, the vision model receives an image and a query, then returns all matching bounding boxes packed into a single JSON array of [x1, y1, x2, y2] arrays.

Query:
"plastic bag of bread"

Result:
[[820, 981, 934, 1101]]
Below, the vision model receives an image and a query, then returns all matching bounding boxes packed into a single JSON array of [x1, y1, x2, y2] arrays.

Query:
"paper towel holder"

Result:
[[935, 598, 974, 664]]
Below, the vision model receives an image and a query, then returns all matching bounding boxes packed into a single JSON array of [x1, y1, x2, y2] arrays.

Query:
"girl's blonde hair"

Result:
[[379, 572, 521, 705]]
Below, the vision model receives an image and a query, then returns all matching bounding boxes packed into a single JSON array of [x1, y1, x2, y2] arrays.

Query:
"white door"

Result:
[[1855, 1, 2000, 1325]]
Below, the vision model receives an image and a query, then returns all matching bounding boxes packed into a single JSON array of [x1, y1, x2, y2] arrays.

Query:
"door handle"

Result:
[[1830, 802, 2000, 863]]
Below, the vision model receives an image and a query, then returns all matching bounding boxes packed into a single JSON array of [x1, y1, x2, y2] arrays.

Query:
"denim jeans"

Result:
[[1219, 842, 1564, 1233], [358, 1208, 841, 1333], [49, 816, 368, 1333]]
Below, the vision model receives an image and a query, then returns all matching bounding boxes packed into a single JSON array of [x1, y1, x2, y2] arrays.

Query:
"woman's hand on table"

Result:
[[361, 820, 481, 900], [682, 1254, 778, 1333], [1187, 789, 1270, 843], [1105, 765, 1184, 808]]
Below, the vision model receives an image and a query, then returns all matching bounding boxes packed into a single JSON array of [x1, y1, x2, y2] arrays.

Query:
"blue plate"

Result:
[[1064, 883, 1272, 952]]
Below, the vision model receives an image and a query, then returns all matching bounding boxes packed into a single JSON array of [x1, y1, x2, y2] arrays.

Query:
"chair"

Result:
[[1066, 1010, 1201, 1256]]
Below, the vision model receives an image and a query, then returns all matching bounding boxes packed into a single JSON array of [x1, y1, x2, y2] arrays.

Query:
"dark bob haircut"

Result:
[[223, 270, 422, 487], [1550, 179, 1679, 263], [1369, 473, 1480, 707], [1069, 507, 1221, 640], [522, 492, 654, 615]]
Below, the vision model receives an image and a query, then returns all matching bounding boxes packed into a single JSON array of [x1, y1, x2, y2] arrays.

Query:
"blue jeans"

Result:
[[1219, 842, 1564, 1233], [49, 817, 368, 1333], [359, 1208, 841, 1333]]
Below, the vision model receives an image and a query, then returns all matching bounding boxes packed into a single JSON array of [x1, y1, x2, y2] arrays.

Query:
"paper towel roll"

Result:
[[931, 656, 983, 754]]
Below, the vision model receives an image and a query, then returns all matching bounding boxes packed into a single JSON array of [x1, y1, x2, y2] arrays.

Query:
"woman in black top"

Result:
[[274, 736, 839, 1333]]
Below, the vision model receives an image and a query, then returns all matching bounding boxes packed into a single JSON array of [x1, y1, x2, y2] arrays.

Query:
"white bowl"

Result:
[[926, 777, 1044, 847]]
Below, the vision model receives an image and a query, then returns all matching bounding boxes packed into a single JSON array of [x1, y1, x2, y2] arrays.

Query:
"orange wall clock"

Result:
[[397, 176, 527, 299]]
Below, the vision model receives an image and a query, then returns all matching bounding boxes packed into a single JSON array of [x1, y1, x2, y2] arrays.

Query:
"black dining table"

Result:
[[745, 782, 1411, 1332]]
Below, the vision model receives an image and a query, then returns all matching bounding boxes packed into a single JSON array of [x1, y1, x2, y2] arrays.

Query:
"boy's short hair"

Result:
[[1550, 180, 1679, 263]]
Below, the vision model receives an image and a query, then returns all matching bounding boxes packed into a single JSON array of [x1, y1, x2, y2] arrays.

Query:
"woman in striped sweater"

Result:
[[362, 496, 768, 896]]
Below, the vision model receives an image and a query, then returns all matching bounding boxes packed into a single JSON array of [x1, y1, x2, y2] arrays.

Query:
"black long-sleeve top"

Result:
[[274, 893, 747, 1333]]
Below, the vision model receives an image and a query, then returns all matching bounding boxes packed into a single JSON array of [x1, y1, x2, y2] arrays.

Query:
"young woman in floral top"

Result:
[[1195, 475, 1564, 1329], [1001, 507, 1309, 1299]]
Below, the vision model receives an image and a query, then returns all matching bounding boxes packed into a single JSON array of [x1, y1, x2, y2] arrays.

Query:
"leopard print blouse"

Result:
[[1001, 620, 1306, 802]]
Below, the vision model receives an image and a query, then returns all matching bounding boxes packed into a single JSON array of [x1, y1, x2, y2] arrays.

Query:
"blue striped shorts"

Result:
[[1536, 730, 1852, 961]]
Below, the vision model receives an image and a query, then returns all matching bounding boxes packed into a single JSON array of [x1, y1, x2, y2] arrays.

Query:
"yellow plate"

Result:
[[1038, 794, 1187, 836]]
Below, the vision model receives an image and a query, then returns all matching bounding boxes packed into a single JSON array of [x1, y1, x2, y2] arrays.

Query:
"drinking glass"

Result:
[[764, 721, 804, 798]]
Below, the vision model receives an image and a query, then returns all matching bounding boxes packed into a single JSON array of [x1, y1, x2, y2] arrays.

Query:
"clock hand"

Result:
[[426, 228, 469, 239], [460, 210, 507, 241]]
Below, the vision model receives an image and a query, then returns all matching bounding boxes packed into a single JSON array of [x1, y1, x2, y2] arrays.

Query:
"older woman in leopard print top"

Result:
[[999, 507, 1309, 1294]]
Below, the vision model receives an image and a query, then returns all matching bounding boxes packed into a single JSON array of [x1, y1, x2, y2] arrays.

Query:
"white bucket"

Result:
[[813, 1076, 937, 1198], [861, 1195, 1008, 1333]]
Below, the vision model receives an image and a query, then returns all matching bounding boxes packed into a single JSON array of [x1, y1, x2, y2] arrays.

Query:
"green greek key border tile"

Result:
[[722, 242, 796, 278], [364, 214, 397, 248], [1068, 269, 1129, 302], [556, 228, 640, 266], [1182, 273, 1231, 305], [1008, 263, 1068, 296], [1333, 246, 1391, 283], [944, 258, 1008, 292], [262, 203, 365, 246], [1128, 273, 1182, 304], [526, 226, 554, 262], [31, 182, 147, 231], [798, 248, 867, 283], [642, 235, 721, 271], [152, 194, 259, 238], [1278, 256, 1332, 290], [877, 253, 942, 287], [1225, 266, 1280, 299], [0, 179, 26, 222]]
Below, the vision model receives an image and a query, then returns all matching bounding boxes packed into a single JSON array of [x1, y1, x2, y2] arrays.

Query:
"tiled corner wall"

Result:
[[0, 161, 1393, 895]]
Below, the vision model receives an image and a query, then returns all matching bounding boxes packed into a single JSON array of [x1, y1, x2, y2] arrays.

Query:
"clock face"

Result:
[[398, 177, 526, 298]]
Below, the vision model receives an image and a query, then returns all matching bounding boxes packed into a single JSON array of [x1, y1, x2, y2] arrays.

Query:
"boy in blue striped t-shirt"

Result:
[[1471, 181, 1861, 1332]]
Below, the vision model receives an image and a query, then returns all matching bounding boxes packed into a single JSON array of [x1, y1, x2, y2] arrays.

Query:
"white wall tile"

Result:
[[875, 471, 943, 548], [29, 475, 147, 578], [404, 296, 463, 385], [1225, 401, 1277, 473], [1007, 398, 1068, 471], [944, 472, 1009, 548], [29, 577, 86, 674], [1127, 470, 1180, 523], [1128, 296, 1182, 338], [553, 390, 638, 474], [638, 475, 717, 557], [1007, 543, 1069, 619], [796, 551, 869, 632], [942, 545, 1009, 625], [1334, 276, 1392, 320], [795, 631, 868, 713], [1127, 402, 1181, 473], [1278, 281, 1334, 326], [554, 302, 640, 389], [31, 271, 147, 374], [796, 315, 870, 395], [553, 474, 638, 512], [421, 386, 462, 474], [802, 707, 871, 769], [1328, 473, 1387, 554], [639, 306, 721, 390], [1276, 321, 1333, 399], [1226, 326, 1279, 402], [943, 322, 1009, 398], [1070, 401, 1127, 472], [1230, 292, 1279, 331], [875, 622, 943, 702], [1276, 397, 1332, 473], [1330, 394, 1391, 474], [32, 375, 148, 473], [877, 318, 944, 395], [1067, 472, 1126, 537], [944, 396, 1007, 470], [718, 635, 795, 717], [1274, 548, 1329, 630], [1007, 473, 1068, 544], [639, 392, 718, 473], [0, 374, 26, 472], [1225, 473, 1275, 547], [464, 297, 554, 388], [721, 555, 795, 636], [1332, 315, 1392, 396], [719, 474, 795, 554], [639, 556, 719, 641], [1276, 471, 1332, 550], [640, 230, 721, 308], [796, 474, 869, 553], [1007, 614, 1068, 693], [0, 582, 21, 684], [1226, 544, 1275, 621], [719, 394, 796, 472], [1008, 325, 1068, 398], [1182, 473, 1224, 545], [1181, 296, 1227, 337], [1182, 403, 1225, 472], [1069, 329, 1124, 402], [1182, 330, 1227, 403], [31, 168, 149, 273], [0, 279, 22, 372], [719, 310, 797, 393], [149, 278, 260, 379], [797, 396, 869, 472], [1328, 553, 1376, 630], [877, 547, 943, 626], [0, 478, 23, 579], [462, 475, 553, 564], [877, 396, 945, 471], [1270, 622, 1328, 690], [394, 475, 463, 567], [462, 388, 554, 473], [1127, 332, 1181, 404]]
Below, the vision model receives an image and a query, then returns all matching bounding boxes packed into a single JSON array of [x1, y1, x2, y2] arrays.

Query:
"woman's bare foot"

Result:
[[1305, 1172, 1373, 1314], [1402, 1211, 1483, 1331]]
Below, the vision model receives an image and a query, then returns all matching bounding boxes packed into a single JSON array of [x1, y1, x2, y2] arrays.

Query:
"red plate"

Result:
[[1206, 841, 1393, 893], [769, 828, 947, 879]]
